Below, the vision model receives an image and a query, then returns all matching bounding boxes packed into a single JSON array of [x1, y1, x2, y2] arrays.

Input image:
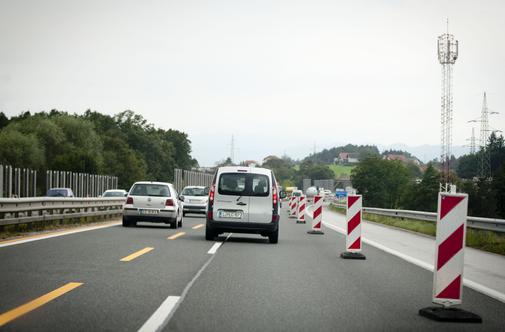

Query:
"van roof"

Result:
[[217, 166, 272, 176]]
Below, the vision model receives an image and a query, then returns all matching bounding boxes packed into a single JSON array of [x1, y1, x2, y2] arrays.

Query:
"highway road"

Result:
[[0, 207, 504, 331]]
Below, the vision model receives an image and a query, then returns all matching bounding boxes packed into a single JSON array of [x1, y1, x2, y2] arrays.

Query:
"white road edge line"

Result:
[[0, 222, 121, 248], [322, 221, 505, 304], [137, 296, 180, 332], [207, 233, 232, 255]]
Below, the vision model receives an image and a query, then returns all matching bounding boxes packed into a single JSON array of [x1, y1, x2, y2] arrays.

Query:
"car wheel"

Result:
[[268, 228, 279, 244], [183, 211, 186, 217], [178, 212, 183, 228], [170, 218, 177, 229], [122, 216, 130, 227], [205, 226, 216, 241]]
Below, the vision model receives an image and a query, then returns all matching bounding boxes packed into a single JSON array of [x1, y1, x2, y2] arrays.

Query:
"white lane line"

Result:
[[322, 221, 505, 304], [138, 296, 180, 332], [207, 233, 232, 255], [139, 233, 233, 331], [0, 221, 121, 248], [207, 242, 222, 254]]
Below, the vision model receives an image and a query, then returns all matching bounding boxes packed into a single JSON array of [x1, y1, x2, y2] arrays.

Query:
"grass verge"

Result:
[[328, 204, 505, 256], [0, 215, 119, 240]]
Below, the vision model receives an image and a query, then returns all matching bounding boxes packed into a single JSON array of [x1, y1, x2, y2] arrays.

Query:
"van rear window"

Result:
[[218, 173, 269, 197]]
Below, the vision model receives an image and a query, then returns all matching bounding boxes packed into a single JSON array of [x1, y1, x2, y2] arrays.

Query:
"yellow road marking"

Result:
[[120, 247, 154, 262], [192, 224, 204, 230], [167, 232, 186, 240], [0, 282, 83, 327]]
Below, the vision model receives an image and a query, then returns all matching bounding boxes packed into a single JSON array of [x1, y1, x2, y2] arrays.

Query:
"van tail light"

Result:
[[165, 199, 174, 207], [209, 184, 215, 204], [207, 176, 217, 221], [272, 178, 279, 222], [126, 196, 133, 204]]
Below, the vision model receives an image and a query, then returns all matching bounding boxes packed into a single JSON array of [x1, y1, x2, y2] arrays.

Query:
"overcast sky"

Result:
[[1, 0, 504, 165]]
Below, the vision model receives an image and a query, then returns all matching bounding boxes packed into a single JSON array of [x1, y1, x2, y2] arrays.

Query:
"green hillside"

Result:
[[329, 164, 354, 178]]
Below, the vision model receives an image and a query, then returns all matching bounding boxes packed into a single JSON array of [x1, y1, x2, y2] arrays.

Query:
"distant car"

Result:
[[46, 188, 74, 197], [206, 166, 280, 243], [179, 186, 209, 216], [292, 190, 303, 198], [102, 189, 127, 197], [122, 181, 183, 228]]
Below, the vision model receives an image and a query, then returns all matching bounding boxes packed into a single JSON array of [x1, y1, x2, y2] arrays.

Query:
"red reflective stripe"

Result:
[[440, 196, 465, 220], [314, 221, 321, 229], [313, 207, 322, 219], [314, 196, 322, 204], [347, 211, 360, 235], [347, 196, 359, 209], [437, 224, 464, 270], [436, 275, 461, 299], [299, 203, 305, 211], [349, 236, 361, 249]]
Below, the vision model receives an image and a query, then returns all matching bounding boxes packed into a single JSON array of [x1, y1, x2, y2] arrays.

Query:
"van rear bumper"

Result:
[[207, 219, 278, 235]]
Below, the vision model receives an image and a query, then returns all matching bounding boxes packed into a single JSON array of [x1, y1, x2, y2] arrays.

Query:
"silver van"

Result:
[[206, 166, 282, 243]]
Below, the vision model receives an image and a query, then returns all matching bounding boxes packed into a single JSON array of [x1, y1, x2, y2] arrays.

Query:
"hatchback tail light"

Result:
[[165, 198, 174, 207], [126, 196, 133, 204]]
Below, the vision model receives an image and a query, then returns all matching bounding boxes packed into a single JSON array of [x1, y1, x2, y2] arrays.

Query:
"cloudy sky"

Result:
[[1, 0, 504, 165]]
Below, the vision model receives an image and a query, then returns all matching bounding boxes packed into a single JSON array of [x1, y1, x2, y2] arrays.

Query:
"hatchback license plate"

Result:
[[140, 209, 159, 215], [218, 210, 243, 219]]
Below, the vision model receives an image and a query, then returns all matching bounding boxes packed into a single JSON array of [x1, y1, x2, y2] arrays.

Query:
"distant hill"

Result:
[[304, 144, 380, 164]]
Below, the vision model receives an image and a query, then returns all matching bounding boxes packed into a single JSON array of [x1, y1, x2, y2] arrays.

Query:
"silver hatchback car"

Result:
[[180, 186, 209, 216], [123, 181, 183, 228]]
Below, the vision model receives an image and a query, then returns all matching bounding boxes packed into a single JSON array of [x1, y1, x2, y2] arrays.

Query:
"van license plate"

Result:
[[218, 210, 242, 219], [140, 209, 159, 215]]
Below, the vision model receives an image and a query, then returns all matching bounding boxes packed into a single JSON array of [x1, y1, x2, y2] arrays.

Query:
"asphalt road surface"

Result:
[[1, 208, 504, 331]]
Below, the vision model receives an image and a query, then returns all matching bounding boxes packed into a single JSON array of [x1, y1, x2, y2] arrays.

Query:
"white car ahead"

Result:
[[179, 186, 209, 216], [123, 181, 183, 228]]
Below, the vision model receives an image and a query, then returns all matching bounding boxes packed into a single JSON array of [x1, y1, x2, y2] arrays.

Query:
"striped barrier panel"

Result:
[[340, 195, 366, 259], [419, 192, 481, 322], [307, 195, 324, 234], [297, 195, 306, 224]]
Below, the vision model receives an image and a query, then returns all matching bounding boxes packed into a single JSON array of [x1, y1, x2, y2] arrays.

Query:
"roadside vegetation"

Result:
[[328, 204, 505, 256], [0, 214, 119, 240], [0, 110, 197, 191]]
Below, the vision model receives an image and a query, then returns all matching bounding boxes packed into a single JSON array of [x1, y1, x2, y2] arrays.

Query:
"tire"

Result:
[[178, 213, 183, 228], [122, 216, 130, 227], [183, 211, 186, 217], [205, 226, 216, 241], [268, 228, 279, 244]]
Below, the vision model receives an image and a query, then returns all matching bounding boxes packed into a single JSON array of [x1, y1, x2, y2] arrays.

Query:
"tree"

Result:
[[0, 112, 8, 129], [351, 156, 411, 209], [0, 129, 45, 169], [402, 163, 440, 211], [492, 164, 505, 218]]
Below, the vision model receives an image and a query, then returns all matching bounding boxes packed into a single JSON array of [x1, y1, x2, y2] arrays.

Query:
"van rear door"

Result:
[[248, 173, 272, 223], [213, 172, 250, 222]]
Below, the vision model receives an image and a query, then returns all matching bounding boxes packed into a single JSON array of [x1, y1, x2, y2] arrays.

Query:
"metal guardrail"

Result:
[[0, 197, 125, 227], [329, 202, 505, 233]]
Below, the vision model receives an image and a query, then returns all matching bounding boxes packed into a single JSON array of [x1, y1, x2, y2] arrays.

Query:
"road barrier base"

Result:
[[307, 230, 324, 235], [340, 252, 366, 260], [296, 220, 306, 224], [419, 307, 482, 323]]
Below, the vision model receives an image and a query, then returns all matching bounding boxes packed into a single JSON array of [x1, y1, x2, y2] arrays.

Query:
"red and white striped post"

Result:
[[340, 195, 366, 259], [297, 195, 306, 224], [289, 196, 298, 218], [419, 192, 481, 323], [307, 195, 324, 234]]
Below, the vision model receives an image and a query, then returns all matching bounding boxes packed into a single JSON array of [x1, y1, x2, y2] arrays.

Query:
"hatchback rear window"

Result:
[[130, 184, 171, 197], [218, 173, 269, 197], [181, 187, 209, 196]]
